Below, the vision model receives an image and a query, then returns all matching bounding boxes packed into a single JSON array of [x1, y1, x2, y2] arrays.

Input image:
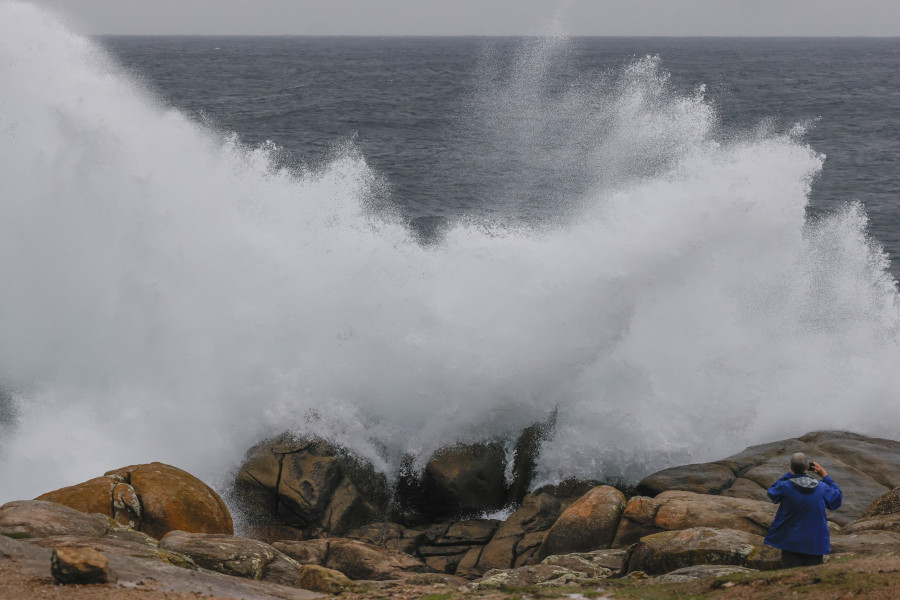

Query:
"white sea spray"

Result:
[[1, 2, 899, 503]]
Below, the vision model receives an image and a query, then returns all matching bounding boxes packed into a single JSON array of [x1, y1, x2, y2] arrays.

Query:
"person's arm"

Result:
[[767, 472, 791, 503], [811, 462, 843, 510]]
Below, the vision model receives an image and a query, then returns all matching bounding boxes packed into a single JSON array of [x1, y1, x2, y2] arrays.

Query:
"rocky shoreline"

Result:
[[2, 430, 900, 599]]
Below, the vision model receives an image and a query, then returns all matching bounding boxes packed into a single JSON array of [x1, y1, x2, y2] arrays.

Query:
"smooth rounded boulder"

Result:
[[36, 462, 233, 540], [538, 486, 626, 559]]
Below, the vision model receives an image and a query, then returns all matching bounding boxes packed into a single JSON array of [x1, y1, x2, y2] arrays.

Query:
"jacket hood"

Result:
[[790, 475, 819, 491]]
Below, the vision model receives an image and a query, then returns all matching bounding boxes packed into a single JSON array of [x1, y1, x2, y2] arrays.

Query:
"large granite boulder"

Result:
[[421, 442, 508, 519], [274, 538, 425, 580], [611, 491, 776, 547], [233, 434, 389, 540], [624, 527, 781, 575], [636, 432, 900, 525], [159, 531, 306, 587], [538, 486, 626, 558], [473, 491, 566, 574], [35, 462, 233, 539]]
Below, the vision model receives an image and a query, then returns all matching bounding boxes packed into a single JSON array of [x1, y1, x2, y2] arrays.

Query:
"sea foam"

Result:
[[1, 2, 899, 504]]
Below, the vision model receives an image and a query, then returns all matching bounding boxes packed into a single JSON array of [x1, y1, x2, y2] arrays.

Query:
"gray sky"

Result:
[[34, 0, 900, 36]]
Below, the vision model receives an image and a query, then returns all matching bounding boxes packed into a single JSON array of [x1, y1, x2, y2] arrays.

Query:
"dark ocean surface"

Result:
[[100, 36, 900, 275]]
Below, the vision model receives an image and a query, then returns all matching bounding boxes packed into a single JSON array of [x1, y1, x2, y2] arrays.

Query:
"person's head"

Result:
[[790, 452, 809, 474]]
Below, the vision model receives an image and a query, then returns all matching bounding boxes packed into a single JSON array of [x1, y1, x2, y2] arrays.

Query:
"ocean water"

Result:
[[2, 1, 900, 504]]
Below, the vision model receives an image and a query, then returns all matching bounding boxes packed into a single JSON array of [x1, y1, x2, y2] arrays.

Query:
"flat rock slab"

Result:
[[0, 500, 110, 538], [2, 534, 323, 600], [652, 564, 757, 583]]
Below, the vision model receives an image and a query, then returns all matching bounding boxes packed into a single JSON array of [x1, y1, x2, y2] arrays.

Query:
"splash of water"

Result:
[[1, 2, 899, 504]]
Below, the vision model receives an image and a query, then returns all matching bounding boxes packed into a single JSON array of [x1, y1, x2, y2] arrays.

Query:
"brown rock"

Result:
[[298, 564, 353, 594], [422, 443, 508, 518], [272, 539, 330, 565], [538, 486, 626, 558], [36, 477, 116, 519], [51, 546, 117, 584], [126, 463, 233, 540], [326, 539, 425, 580], [33, 462, 232, 540], [624, 527, 781, 575], [437, 519, 499, 545], [345, 522, 422, 554], [454, 546, 484, 578], [475, 492, 564, 573], [652, 491, 774, 534], [475, 533, 519, 573], [863, 487, 900, 518], [0, 500, 110, 538], [159, 531, 303, 587], [611, 491, 776, 548], [513, 531, 546, 567], [423, 552, 466, 574]]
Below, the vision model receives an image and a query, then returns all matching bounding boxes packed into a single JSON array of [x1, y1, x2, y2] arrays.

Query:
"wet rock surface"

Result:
[[421, 443, 508, 518], [233, 434, 390, 540]]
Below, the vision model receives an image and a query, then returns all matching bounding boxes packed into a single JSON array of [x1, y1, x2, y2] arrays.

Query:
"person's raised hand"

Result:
[[810, 462, 827, 478]]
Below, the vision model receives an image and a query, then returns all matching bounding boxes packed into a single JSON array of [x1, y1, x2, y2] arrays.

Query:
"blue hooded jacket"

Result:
[[764, 472, 842, 555]]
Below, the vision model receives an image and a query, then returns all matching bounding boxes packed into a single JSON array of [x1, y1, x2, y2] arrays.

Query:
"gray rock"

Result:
[[160, 531, 304, 587], [652, 564, 756, 583], [0, 500, 111, 538], [635, 431, 900, 525]]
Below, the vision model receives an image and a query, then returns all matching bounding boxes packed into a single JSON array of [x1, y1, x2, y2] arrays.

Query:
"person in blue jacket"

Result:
[[764, 452, 842, 568]]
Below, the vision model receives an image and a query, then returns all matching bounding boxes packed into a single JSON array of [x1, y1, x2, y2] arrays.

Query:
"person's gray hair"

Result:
[[790, 452, 808, 474]]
